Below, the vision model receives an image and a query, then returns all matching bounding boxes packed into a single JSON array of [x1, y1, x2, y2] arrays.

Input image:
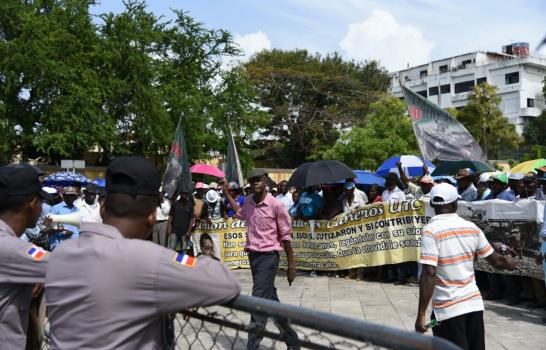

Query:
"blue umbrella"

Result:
[[42, 172, 91, 187], [353, 170, 385, 187], [93, 178, 106, 188], [377, 155, 436, 178]]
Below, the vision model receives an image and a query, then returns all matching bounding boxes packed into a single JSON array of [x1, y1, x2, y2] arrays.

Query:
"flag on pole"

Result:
[[401, 85, 488, 163], [225, 124, 244, 187], [162, 119, 192, 198]]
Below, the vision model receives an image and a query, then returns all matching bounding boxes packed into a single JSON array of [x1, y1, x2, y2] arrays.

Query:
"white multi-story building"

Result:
[[389, 43, 546, 134]]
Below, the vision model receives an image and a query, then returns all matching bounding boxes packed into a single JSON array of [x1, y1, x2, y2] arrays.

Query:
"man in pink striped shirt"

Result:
[[222, 169, 298, 350]]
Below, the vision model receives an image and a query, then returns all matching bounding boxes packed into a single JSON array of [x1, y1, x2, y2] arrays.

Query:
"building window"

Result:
[[505, 72, 519, 85], [439, 65, 448, 73], [454, 80, 474, 93], [417, 90, 427, 98], [461, 59, 472, 68], [476, 77, 487, 85], [527, 98, 534, 107], [429, 86, 439, 96], [455, 106, 464, 110], [440, 84, 451, 94], [420, 70, 427, 78]]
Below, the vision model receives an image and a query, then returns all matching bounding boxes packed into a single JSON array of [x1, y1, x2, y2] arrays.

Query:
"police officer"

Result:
[[0, 166, 48, 349], [45, 156, 241, 349]]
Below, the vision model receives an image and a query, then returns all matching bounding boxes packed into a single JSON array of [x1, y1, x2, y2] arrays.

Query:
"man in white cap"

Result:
[[507, 173, 524, 197], [476, 173, 491, 201], [202, 185, 226, 222], [415, 183, 517, 349]]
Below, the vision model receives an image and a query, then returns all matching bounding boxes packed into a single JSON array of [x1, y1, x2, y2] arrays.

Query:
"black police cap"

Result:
[[246, 168, 268, 181], [0, 166, 42, 201], [106, 156, 161, 196], [84, 183, 99, 194], [7, 163, 46, 176]]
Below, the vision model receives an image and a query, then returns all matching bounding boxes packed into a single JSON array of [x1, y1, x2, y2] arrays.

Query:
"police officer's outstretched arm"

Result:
[[155, 251, 241, 313]]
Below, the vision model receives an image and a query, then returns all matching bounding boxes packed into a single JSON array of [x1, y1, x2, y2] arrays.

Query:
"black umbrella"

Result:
[[287, 160, 356, 188]]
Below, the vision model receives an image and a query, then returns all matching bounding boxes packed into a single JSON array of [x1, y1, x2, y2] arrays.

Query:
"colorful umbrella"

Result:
[[93, 178, 106, 188], [376, 155, 435, 178], [42, 172, 91, 187], [190, 164, 225, 178], [353, 170, 385, 187], [431, 160, 494, 176], [509, 159, 546, 174]]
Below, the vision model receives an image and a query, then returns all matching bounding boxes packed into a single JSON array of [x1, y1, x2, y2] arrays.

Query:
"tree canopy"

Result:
[[318, 95, 418, 170], [0, 0, 265, 165], [244, 49, 390, 167], [456, 83, 521, 158]]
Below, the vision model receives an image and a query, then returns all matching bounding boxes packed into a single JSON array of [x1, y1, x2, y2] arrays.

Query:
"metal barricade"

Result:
[[41, 294, 460, 350]]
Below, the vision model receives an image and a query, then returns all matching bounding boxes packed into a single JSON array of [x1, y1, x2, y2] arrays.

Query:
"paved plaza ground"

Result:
[[231, 269, 546, 350]]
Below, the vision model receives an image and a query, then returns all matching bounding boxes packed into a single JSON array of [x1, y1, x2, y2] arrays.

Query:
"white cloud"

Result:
[[234, 31, 272, 61], [340, 9, 435, 71], [221, 31, 272, 70]]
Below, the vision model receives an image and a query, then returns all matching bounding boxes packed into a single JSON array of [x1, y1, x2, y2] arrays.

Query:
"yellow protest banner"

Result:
[[192, 200, 428, 270]]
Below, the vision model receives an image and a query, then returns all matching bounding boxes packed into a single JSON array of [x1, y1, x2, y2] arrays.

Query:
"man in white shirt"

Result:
[[381, 172, 406, 202], [275, 180, 293, 212], [152, 192, 171, 247], [415, 183, 517, 349], [341, 182, 367, 212], [345, 178, 368, 204], [77, 184, 101, 223]]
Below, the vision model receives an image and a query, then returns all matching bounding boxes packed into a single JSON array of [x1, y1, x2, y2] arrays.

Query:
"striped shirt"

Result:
[[420, 213, 494, 321]]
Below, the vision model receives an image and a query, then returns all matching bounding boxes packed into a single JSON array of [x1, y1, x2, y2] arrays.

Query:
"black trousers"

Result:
[[432, 311, 485, 350], [247, 251, 299, 350]]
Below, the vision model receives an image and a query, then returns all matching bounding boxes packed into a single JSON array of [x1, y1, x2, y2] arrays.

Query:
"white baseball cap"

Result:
[[205, 190, 219, 203], [478, 173, 491, 183], [508, 173, 524, 181], [429, 183, 461, 205]]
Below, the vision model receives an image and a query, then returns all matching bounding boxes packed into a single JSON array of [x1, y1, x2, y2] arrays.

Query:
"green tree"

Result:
[[456, 83, 521, 158], [0, 0, 111, 163], [318, 95, 418, 170], [523, 78, 546, 146], [90, 1, 266, 164], [0, 0, 265, 166], [523, 112, 546, 146], [245, 49, 390, 167]]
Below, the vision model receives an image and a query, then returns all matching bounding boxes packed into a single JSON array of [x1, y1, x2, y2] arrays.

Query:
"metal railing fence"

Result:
[[41, 294, 461, 350]]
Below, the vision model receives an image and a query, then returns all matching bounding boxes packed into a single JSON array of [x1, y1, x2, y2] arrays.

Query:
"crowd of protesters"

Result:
[[164, 163, 546, 321], [5, 160, 546, 349]]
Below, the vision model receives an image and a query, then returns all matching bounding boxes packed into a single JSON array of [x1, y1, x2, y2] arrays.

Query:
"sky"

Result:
[[92, 0, 546, 72]]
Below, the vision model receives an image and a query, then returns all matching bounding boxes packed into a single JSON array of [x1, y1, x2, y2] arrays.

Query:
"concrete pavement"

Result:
[[232, 269, 546, 349]]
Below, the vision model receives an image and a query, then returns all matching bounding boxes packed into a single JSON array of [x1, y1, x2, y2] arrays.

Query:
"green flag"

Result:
[[401, 85, 488, 163], [162, 119, 192, 198]]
